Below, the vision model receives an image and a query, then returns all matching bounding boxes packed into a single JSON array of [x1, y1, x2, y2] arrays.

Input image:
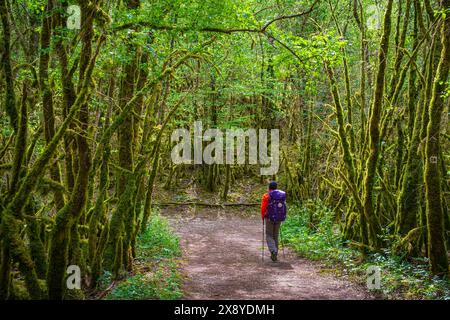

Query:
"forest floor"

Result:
[[163, 205, 373, 300], [104, 178, 448, 300]]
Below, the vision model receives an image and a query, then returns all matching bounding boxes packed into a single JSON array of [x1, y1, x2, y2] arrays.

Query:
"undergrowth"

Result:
[[104, 211, 182, 300], [282, 200, 450, 300]]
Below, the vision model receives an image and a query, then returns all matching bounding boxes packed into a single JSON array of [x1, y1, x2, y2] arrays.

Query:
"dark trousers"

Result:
[[265, 218, 281, 254]]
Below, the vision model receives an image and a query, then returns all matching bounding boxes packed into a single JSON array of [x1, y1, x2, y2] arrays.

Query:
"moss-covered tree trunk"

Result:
[[324, 63, 366, 244], [423, 3, 450, 275], [46, 19, 104, 298], [395, 1, 429, 238], [0, 0, 18, 131], [353, 0, 369, 153], [88, 78, 114, 288], [103, 0, 141, 275], [0, 82, 29, 299], [54, 0, 77, 192], [362, 0, 393, 248], [0, 34, 101, 297], [39, 0, 65, 210]]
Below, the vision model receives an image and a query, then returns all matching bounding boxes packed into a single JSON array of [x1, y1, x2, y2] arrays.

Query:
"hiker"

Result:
[[261, 181, 286, 262]]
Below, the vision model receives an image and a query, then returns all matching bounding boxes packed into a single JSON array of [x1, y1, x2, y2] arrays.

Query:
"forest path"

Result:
[[163, 206, 372, 300]]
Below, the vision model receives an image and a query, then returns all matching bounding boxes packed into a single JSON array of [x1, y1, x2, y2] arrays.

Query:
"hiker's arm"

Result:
[[261, 193, 269, 220]]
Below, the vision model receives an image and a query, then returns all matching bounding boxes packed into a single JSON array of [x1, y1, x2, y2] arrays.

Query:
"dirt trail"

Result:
[[164, 206, 372, 300]]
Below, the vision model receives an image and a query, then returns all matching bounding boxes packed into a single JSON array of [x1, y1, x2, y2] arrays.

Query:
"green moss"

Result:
[[91, 223, 109, 289], [1, 213, 45, 299], [26, 213, 48, 279], [423, 8, 450, 276], [104, 172, 136, 276], [362, 0, 394, 249], [10, 279, 30, 300], [46, 205, 71, 300]]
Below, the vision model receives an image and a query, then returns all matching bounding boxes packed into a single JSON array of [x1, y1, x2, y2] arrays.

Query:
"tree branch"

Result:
[[114, 0, 318, 35]]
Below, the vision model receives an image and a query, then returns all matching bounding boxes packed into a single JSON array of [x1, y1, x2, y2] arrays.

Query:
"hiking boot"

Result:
[[270, 251, 278, 262]]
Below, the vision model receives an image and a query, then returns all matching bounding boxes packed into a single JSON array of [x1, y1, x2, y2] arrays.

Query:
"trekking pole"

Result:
[[280, 223, 286, 259], [262, 219, 265, 262]]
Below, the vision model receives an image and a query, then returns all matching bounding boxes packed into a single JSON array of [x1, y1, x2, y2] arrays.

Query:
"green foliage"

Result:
[[98, 271, 113, 290], [106, 263, 182, 300], [283, 202, 450, 300], [2, 0, 449, 300], [283, 201, 342, 259], [105, 212, 182, 300], [136, 212, 181, 260], [443, 79, 450, 98]]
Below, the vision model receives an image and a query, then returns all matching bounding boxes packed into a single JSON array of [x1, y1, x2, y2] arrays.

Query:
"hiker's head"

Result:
[[268, 181, 278, 190]]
